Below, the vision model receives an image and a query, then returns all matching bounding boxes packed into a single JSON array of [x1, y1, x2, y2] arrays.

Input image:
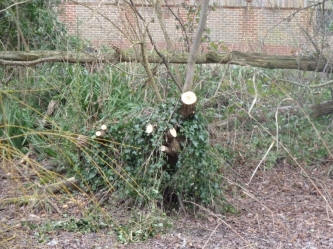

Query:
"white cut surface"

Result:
[[169, 128, 177, 137], [181, 91, 197, 105], [160, 145, 167, 152], [146, 124, 154, 134]]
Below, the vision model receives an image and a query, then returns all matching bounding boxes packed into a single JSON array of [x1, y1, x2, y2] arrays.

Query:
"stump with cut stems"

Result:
[[157, 91, 197, 168], [77, 89, 221, 209]]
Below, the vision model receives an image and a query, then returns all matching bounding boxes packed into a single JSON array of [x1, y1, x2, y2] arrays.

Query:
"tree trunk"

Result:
[[0, 50, 330, 72], [183, 0, 210, 92], [180, 91, 197, 119], [311, 101, 333, 118]]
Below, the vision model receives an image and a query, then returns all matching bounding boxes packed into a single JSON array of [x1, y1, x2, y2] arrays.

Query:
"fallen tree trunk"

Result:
[[0, 50, 330, 72], [311, 101, 333, 118]]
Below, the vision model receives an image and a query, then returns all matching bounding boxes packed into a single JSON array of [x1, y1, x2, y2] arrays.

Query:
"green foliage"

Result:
[[176, 1, 213, 49], [3, 60, 333, 212], [172, 113, 222, 206], [76, 98, 222, 208], [0, 95, 36, 147], [0, 0, 69, 50], [199, 65, 333, 168], [115, 209, 172, 243], [23, 212, 111, 243], [0, 64, 145, 152], [3, 59, 333, 245], [22, 208, 171, 244]]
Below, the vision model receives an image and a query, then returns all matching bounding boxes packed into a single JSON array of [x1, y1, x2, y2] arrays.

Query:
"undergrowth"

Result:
[[1, 62, 333, 246], [75, 98, 222, 208]]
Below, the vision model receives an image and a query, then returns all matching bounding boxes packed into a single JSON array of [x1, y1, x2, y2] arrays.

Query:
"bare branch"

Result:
[[299, 26, 321, 55], [140, 40, 163, 102], [153, 0, 183, 89], [310, 79, 333, 88], [69, 0, 132, 42], [183, 0, 210, 92], [0, 0, 31, 14], [262, 0, 329, 42], [146, 30, 182, 91], [165, 0, 190, 52]]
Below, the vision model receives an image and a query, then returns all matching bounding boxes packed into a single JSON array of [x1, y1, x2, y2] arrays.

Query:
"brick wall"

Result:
[[57, 0, 319, 55]]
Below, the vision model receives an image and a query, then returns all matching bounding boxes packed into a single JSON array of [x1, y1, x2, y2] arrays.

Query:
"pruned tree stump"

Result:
[[180, 91, 197, 118]]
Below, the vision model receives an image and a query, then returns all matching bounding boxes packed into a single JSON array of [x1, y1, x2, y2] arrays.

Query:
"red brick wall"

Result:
[[57, 1, 315, 55]]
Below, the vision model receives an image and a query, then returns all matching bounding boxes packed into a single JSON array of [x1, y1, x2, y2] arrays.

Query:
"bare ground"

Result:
[[1, 160, 333, 249]]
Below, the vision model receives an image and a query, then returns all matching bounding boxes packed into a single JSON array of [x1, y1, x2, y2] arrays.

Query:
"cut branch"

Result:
[[0, 50, 331, 72], [96, 130, 105, 137], [160, 145, 176, 157], [43, 177, 78, 194], [145, 123, 154, 134], [140, 41, 163, 103], [45, 100, 58, 116]]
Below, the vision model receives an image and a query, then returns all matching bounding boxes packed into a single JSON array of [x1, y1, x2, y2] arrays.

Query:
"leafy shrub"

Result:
[[76, 98, 222, 208]]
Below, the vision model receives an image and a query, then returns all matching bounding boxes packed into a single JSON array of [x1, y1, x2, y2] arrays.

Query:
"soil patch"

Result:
[[1, 161, 333, 249]]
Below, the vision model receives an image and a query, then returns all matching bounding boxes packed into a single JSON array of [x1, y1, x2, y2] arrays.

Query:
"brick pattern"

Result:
[[57, 1, 317, 55], [58, 3, 77, 34]]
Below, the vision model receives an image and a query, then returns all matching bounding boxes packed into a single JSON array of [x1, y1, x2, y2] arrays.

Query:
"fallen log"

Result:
[[0, 50, 330, 72], [311, 100, 333, 118]]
